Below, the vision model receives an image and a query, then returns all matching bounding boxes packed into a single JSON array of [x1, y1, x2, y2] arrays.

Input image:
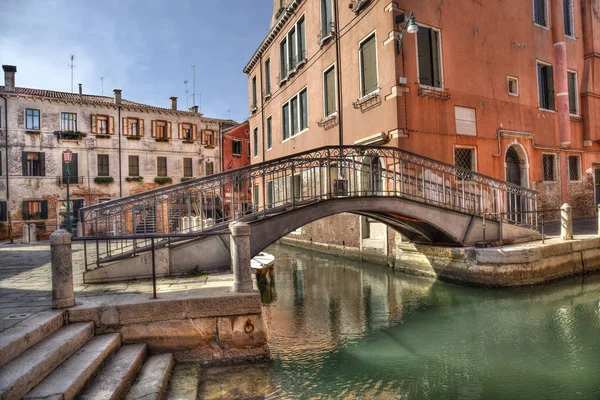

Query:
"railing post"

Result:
[[326, 149, 332, 198], [229, 221, 253, 293], [541, 211, 545, 244], [561, 203, 573, 240], [50, 230, 75, 308]]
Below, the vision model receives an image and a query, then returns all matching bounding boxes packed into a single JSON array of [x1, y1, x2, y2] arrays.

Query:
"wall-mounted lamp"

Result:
[[396, 11, 418, 53]]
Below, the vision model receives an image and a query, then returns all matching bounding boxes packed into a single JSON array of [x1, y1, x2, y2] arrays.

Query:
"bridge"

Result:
[[78, 145, 539, 283]]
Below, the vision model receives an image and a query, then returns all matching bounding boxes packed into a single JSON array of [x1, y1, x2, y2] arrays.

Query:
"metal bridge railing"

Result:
[[79, 145, 538, 270]]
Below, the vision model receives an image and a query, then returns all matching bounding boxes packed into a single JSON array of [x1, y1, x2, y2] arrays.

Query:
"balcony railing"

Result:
[[57, 176, 84, 186]]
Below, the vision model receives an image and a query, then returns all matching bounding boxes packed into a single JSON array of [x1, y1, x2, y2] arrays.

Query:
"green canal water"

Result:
[[199, 244, 600, 399]]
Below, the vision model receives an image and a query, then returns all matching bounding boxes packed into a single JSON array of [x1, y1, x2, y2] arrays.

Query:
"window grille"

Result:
[[454, 148, 474, 171], [568, 155, 580, 181], [543, 154, 556, 181]]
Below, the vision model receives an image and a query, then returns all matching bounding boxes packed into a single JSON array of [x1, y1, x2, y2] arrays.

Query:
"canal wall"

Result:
[[280, 236, 600, 287]]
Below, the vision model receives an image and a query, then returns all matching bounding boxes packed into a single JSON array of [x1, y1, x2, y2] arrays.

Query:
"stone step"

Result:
[[126, 353, 175, 400], [25, 333, 121, 400], [0, 310, 65, 367], [79, 343, 147, 400], [0, 322, 95, 400], [166, 363, 202, 400]]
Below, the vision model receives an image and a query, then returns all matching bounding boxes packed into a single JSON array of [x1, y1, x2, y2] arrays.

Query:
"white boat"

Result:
[[251, 252, 275, 281]]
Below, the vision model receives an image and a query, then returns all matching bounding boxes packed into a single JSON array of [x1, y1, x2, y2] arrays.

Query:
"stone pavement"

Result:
[[539, 216, 598, 238], [0, 242, 234, 333]]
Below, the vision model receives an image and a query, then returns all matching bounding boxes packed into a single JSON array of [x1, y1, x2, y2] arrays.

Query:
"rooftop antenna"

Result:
[[199, 93, 202, 113], [184, 80, 189, 109], [191, 65, 196, 107], [227, 109, 231, 119], [100, 76, 105, 95], [69, 55, 75, 93]]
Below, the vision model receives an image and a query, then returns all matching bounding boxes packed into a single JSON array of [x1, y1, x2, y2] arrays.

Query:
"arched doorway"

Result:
[[361, 156, 383, 195], [505, 145, 528, 222], [505, 147, 521, 186]]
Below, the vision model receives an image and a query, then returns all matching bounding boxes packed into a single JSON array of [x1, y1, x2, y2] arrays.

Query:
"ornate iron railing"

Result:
[[79, 145, 537, 269]]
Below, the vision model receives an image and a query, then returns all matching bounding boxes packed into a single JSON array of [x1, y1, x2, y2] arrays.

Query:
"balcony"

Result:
[[318, 23, 336, 47], [56, 176, 84, 186], [351, 0, 373, 14], [54, 130, 87, 141]]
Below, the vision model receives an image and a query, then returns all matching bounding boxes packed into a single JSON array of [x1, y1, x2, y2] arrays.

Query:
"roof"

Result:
[[222, 120, 249, 134], [0, 86, 238, 125]]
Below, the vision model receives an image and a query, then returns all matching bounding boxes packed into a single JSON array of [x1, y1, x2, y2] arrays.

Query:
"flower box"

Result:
[[94, 176, 114, 184], [154, 177, 172, 185], [126, 135, 142, 140], [155, 137, 170, 143], [126, 176, 143, 183], [25, 130, 41, 135], [55, 130, 87, 140], [95, 134, 111, 139], [181, 177, 193, 182], [182, 140, 194, 144]]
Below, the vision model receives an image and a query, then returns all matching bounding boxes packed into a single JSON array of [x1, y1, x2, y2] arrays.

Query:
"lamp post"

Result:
[[62, 149, 73, 234], [396, 11, 419, 53]]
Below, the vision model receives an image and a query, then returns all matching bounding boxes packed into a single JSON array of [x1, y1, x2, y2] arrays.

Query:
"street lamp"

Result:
[[396, 11, 419, 53], [62, 149, 73, 234]]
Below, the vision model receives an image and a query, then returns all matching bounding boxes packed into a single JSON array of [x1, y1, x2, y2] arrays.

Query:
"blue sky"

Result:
[[0, 0, 273, 122]]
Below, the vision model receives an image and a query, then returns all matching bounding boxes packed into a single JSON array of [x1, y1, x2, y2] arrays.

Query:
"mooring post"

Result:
[[77, 221, 83, 238], [29, 224, 37, 243], [50, 230, 75, 308], [229, 221, 253, 293], [560, 203, 573, 240], [22, 224, 30, 244]]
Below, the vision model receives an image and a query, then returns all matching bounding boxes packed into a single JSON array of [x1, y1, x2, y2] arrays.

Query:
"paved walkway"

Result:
[[539, 216, 598, 238], [0, 242, 233, 333]]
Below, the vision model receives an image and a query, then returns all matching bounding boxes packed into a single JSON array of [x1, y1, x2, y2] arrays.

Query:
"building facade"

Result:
[[221, 120, 252, 215], [0, 65, 236, 240], [244, 0, 600, 258]]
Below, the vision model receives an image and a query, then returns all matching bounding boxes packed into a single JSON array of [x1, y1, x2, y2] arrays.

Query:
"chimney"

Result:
[[113, 89, 122, 105], [170, 96, 178, 110], [78, 83, 82, 96], [189, 105, 199, 113], [2, 65, 17, 92]]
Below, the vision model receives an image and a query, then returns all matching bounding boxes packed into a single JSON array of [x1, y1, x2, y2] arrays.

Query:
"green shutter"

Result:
[[546, 66, 555, 110], [361, 35, 377, 96], [22, 201, 28, 220], [41, 201, 48, 220], [22, 152, 27, 177], [300, 89, 308, 130], [39, 152, 45, 176], [430, 29, 441, 88], [568, 72, 577, 114], [417, 28, 432, 86], [325, 68, 336, 115]]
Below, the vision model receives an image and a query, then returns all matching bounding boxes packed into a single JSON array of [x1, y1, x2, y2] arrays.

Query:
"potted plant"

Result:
[[94, 176, 114, 184], [155, 137, 169, 143], [154, 177, 172, 185], [125, 176, 143, 183]]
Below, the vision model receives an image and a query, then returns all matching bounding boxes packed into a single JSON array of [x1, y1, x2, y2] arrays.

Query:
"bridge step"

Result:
[[166, 363, 202, 400], [125, 353, 175, 400]]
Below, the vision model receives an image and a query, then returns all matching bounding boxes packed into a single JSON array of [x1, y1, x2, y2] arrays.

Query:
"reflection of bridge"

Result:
[[79, 146, 539, 282]]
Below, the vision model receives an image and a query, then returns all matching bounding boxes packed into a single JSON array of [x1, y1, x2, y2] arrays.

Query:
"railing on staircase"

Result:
[[79, 145, 538, 269]]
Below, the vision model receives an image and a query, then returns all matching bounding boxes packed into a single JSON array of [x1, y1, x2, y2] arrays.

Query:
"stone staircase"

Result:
[[0, 311, 175, 400]]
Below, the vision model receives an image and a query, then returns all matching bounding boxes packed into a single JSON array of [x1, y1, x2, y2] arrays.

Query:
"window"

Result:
[[98, 115, 109, 134], [25, 109, 40, 130], [359, 34, 378, 96], [267, 181, 274, 208], [22, 152, 45, 176], [253, 128, 259, 157], [564, 0, 574, 36], [267, 117, 273, 149], [280, 38, 289, 79], [180, 123, 194, 140], [534, 0, 547, 26], [126, 118, 140, 136], [537, 63, 555, 111], [202, 130, 216, 146], [289, 27, 297, 70], [454, 106, 477, 136], [183, 158, 193, 178], [568, 155, 581, 181], [97, 155, 109, 176], [253, 184, 259, 210], [542, 154, 557, 181], [157, 157, 168, 177], [248, 138, 251, 157], [128, 155, 139, 176], [0, 201, 6, 222], [252, 76, 257, 110], [417, 27, 442, 88], [568, 71, 578, 115], [324, 66, 336, 116], [232, 140, 242, 156], [206, 161, 214, 176], [61, 112, 77, 131], [22, 200, 48, 220], [62, 153, 78, 184], [0, 151, 2, 176], [265, 59, 271, 96], [454, 147, 476, 172], [282, 89, 308, 141], [321, 0, 333, 39], [152, 120, 170, 139], [297, 17, 306, 62], [508, 76, 519, 96]]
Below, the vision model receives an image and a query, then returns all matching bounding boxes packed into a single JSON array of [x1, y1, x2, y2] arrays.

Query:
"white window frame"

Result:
[[232, 139, 242, 156], [264, 58, 271, 97], [266, 115, 273, 151], [414, 23, 445, 91], [568, 154, 582, 182], [567, 70, 579, 116], [536, 59, 555, 112], [564, 0, 575, 38], [253, 127, 259, 158], [279, 12, 307, 82], [322, 62, 337, 118], [507, 76, 519, 97], [320, 0, 334, 44], [542, 153, 558, 182], [282, 86, 309, 143], [533, 0, 550, 29], [453, 145, 477, 173], [358, 30, 379, 99]]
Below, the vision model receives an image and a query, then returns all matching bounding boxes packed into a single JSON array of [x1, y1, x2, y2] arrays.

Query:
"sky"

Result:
[[0, 0, 273, 123]]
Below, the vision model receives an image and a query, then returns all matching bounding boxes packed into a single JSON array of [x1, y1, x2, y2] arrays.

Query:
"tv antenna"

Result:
[[191, 65, 196, 107], [184, 80, 189, 109], [69, 55, 75, 93], [227, 109, 231, 119], [100, 76, 105, 95]]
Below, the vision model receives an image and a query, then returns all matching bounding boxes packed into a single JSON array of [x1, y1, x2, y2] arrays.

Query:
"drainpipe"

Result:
[[1, 95, 13, 243], [550, 0, 571, 203], [334, 0, 344, 146], [259, 54, 266, 161], [114, 89, 123, 198]]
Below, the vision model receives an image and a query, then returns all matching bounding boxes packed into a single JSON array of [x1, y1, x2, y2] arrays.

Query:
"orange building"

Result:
[[244, 0, 600, 252]]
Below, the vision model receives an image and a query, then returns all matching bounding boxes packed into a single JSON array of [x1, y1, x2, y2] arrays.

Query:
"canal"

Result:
[[198, 243, 600, 399]]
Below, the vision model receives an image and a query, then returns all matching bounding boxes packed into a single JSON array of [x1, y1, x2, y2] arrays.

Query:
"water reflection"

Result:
[[200, 244, 600, 399]]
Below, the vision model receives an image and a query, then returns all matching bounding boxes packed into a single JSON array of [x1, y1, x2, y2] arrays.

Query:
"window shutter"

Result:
[[192, 124, 197, 141], [108, 116, 114, 134], [122, 118, 127, 136], [167, 122, 172, 138], [151, 120, 157, 138], [41, 200, 48, 220], [568, 73, 577, 114], [417, 28, 433, 86], [71, 153, 78, 179], [139, 119, 144, 136], [91, 115, 97, 134], [0, 201, 6, 222], [22, 201, 28, 220], [361, 36, 377, 95], [22, 152, 28, 176], [430, 29, 441, 88], [178, 123, 183, 139], [546, 66, 555, 110], [40, 152, 46, 176], [62, 158, 68, 184]]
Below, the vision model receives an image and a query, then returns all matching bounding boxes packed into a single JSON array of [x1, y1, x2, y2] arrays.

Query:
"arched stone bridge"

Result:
[[78, 146, 539, 283]]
